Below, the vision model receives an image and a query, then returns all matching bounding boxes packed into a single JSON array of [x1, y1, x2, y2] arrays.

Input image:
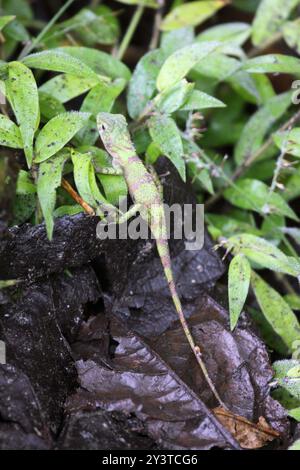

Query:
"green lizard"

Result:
[[97, 112, 225, 408]]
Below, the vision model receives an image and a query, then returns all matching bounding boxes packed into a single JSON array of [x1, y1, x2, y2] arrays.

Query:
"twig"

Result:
[[61, 178, 95, 216], [18, 0, 76, 60], [116, 4, 144, 61], [149, 0, 164, 50]]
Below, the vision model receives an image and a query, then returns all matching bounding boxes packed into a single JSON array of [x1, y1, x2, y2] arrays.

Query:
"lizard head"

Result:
[[97, 112, 128, 155]]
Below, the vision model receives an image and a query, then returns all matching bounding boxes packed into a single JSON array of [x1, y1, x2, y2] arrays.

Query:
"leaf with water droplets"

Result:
[[228, 254, 251, 330]]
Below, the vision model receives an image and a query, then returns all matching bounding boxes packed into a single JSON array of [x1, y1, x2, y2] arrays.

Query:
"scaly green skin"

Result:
[[97, 112, 225, 408]]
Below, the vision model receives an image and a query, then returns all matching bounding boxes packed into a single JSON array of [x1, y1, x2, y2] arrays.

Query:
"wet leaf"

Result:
[[23, 50, 101, 81], [161, 1, 228, 31], [35, 112, 90, 163], [181, 89, 226, 110], [6, 61, 39, 167], [228, 233, 300, 276], [37, 152, 67, 240], [0, 114, 23, 148], [71, 149, 107, 208], [243, 54, 300, 75], [234, 91, 292, 164], [0, 15, 15, 31], [224, 179, 298, 221], [228, 254, 251, 331], [283, 19, 300, 54], [58, 47, 131, 82], [213, 408, 279, 449], [39, 74, 99, 104], [197, 22, 251, 46], [157, 41, 219, 91], [127, 49, 165, 119], [251, 272, 300, 351], [148, 114, 185, 181], [155, 79, 194, 114], [252, 0, 300, 46], [274, 128, 300, 158]]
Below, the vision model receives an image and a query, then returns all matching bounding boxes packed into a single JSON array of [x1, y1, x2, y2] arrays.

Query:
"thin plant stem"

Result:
[[61, 178, 95, 215], [116, 4, 144, 61], [18, 0, 76, 60], [149, 0, 164, 50]]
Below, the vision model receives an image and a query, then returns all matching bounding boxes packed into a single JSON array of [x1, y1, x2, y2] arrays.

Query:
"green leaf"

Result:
[[71, 149, 107, 207], [35, 112, 90, 163], [6, 61, 39, 167], [39, 74, 99, 104], [155, 79, 194, 114], [39, 92, 66, 121], [242, 54, 300, 75], [228, 234, 300, 276], [157, 41, 219, 91], [12, 170, 36, 225], [58, 47, 131, 82], [274, 128, 300, 158], [127, 49, 165, 119], [289, 439, 300, 450], [252, 0, 300, 46], [160, 27, 195, 56], [181, 89, 226, 110], [148, 114, 185, 181], [273, 360, 300, 400], [228, 254, 251, 330], [77, 79, 125, 146], [37, 152, 67, 240], [251, 272, 300, 351], [0, 15, 15, 31], [289, 408, 300, 421], [224, 179, 298, 221], [0, 114, 23, 148], [283, 19, 300, 54], [285, 294, 300, 311], [116, 0, 158, 6], [161, 1, 228, 31], [197, 22, 251, 46], [23, 50, 101, 81], [234, 91, 292, 164]]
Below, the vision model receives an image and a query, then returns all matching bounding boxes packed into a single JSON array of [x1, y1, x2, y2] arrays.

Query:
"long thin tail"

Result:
[[156, 237, 226, 408]]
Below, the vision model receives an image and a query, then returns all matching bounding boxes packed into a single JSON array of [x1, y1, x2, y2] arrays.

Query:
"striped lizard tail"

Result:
[[156, 237, 226, 409]]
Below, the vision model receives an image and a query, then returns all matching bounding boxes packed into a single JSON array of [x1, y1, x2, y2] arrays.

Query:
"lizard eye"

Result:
[[100, 124, 107, 131]]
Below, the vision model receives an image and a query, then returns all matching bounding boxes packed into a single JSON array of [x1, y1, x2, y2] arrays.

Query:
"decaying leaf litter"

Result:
[[0, 0, 300, 450]]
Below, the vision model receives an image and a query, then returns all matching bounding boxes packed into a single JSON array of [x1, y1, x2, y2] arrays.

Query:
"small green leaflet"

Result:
[[35, 112, 91, 163], [127, 49, 165, 119], [228, 254, 251, 330], [180, 89, 226, 110], [251, 272, 300, 351], [252, 0, 300, 46], [37, 152, 67, 240], [234, 91, 292, 165], [116, 0, 158, 6], [0, 15, 15, 31], [197, 22, 251, 46], [274, 128, 300, 158], [6, 61, 40, 167], [71, 149, 108, 208], [289, 439, 300, 450], [0, 280, 19, 289], [157, 41, 219, 91], [58, 47, 131, 82], [148, 114, 185, 181], [39, 74, 99, 104], [227, 233, 300, 277], [13, 170, 36, 225], [242, 54, 300, 75], [0, 114, 23, 148], [224, 179, 298, 221], [273, 360, 300, 400], [283, 19, 300, 54], [22, 50, 101, 82], [154, 80, 194, 114], [161, 1, 227, 31], [39, 92, 66, 121], [160, 27, 195, 56]]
